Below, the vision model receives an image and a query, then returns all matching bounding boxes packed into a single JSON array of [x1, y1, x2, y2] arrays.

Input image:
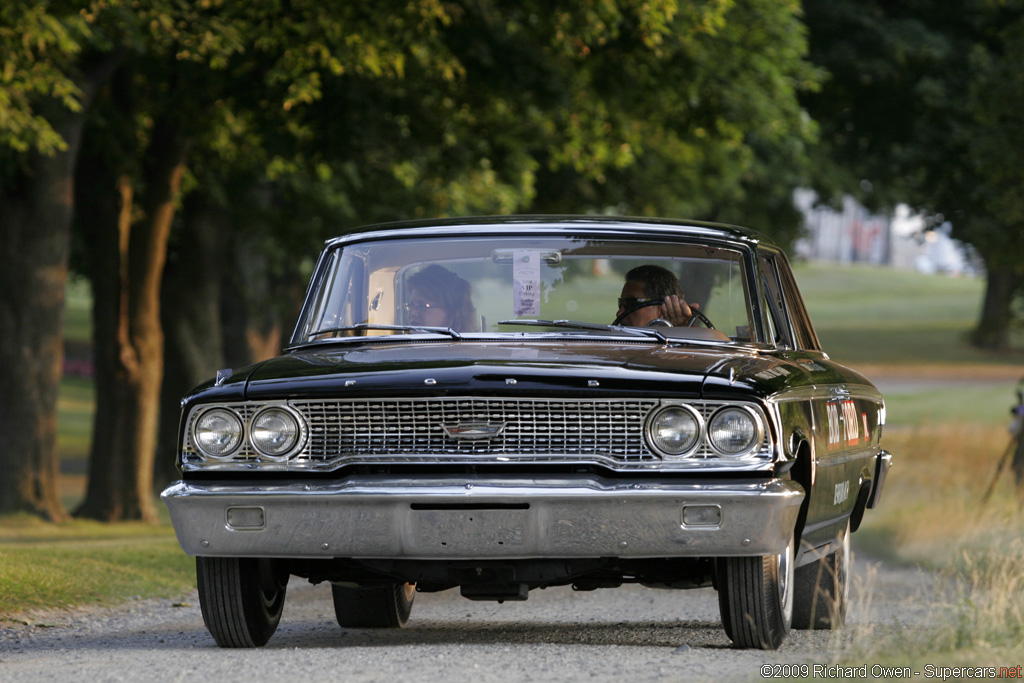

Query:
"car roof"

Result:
[[324, 215, 773, 248]]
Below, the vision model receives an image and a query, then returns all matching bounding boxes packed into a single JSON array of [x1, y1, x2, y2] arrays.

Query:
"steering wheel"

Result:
[[613, 299, 715, 329], [686, 309, 715, 329], [612, 299, 663, 326]]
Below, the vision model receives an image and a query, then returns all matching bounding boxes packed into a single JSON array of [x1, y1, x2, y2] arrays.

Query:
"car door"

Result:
[[759, 250, 877, 551]]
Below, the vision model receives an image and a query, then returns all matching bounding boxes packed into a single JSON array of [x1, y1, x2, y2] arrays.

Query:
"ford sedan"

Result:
[[162, 215, 892, 649]]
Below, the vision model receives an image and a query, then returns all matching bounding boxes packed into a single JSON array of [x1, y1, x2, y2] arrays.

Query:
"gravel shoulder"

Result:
[[0, 544, 942, 683]]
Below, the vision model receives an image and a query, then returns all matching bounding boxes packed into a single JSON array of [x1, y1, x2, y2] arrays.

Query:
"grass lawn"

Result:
[[794, 261, 1024, 366], [0, 515, 195, 618]]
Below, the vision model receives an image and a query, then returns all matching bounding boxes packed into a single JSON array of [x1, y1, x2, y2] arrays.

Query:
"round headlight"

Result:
[[646, 405, 702, 456], [708, 406, 761, 457], [249, 406, 303, 460], [193, 408, 243, 458]]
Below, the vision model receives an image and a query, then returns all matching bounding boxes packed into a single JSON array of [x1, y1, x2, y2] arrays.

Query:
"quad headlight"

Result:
[[250, 406, 304, 460], [645, 405, 702, 457], [190, 403, 306, 462], [707, 406, 763, 457], [193, 408, 243, 458], [643, 401, 767, 461]]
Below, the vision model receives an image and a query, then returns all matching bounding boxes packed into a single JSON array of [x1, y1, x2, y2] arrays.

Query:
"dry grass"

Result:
[[833, 419, 1024, 667], [856, 422, 1023, 567], [835, 543, 1024, 668]]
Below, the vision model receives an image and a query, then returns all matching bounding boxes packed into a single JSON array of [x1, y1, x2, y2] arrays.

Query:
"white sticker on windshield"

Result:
[[513, 251, 541, 317]]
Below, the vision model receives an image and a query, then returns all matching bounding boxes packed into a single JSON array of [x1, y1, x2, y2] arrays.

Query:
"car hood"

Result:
[[230, 340, 811, 402]]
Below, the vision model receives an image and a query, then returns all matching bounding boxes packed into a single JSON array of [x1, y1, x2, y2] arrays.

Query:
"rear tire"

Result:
[[792, 521, 850, 629], [196, 557, 288, 648], [717, 534, 794, 650], [332, 582, 416, 628]]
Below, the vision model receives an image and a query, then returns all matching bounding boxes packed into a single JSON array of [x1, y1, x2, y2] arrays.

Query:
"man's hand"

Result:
[[661, 295, 699, 326]]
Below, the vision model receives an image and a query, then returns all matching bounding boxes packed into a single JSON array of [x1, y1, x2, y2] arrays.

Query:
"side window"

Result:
[[776, 254, 822, 351], [758, 253, 794, 348]]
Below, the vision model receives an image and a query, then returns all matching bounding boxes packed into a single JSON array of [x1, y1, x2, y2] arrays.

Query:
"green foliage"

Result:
[[964, 7, 1024, 270], [0, 2, 89, 155], [526, 0, 820, 242], [3, 0, 822, 242], [802, 0, 1024, 271], [147, 0, 822, 255]]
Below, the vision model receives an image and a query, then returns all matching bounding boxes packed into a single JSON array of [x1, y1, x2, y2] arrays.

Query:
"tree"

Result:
[[78, 0, 465, 518], [961, 7, 1024, 348], [73, 3, 248, 521], [3, 0, 822, 519], [0, 3, 120, 520], [801, 0, 1024, 350], [148, 0, 820, 493]]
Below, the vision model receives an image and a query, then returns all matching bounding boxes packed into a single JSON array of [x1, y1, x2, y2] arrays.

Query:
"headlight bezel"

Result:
[[706, 405, 765, 458], [248, 404, 307, 461], [192, 407, 245, 460], [644, 404, 704, 458]]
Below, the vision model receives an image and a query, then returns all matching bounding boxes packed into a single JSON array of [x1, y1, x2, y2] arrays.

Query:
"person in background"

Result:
[[406, 264, 478, 331], [616, 264, 698, 327]]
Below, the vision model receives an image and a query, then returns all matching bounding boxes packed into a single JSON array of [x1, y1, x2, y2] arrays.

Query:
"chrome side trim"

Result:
[[162, 475, 804, 560], [768, 383, 884, 405], [867, 450, 893, 508]]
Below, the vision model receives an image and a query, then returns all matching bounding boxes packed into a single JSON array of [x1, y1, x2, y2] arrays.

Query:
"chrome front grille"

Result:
[[295, 397, 657, 460], [181, 397, 773, 471]]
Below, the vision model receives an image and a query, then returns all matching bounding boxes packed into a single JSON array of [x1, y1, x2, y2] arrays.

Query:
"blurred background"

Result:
[[2, 2, 1023, 658]]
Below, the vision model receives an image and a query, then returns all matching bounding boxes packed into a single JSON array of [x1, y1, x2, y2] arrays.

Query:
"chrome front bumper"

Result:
[[161, 474, 805, 560]]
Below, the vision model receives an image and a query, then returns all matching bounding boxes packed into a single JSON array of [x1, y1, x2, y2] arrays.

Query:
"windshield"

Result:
[[292, 235, 758, 344]]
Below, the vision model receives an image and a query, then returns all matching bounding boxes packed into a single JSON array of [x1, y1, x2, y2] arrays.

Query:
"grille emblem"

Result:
[[441, 422, 506, 440]]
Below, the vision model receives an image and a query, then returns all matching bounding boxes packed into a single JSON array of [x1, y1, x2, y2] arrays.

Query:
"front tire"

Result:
[[792, 521, 850, 630], [332, 582, 416, 628], [717, 534, 794, 650], [196, 557, 288, 648]]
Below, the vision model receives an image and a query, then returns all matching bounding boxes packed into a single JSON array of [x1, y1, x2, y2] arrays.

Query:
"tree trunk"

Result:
[[77, 119, 190, 522], [0, 54, 120, 520], [0, 147, 76, 521], [970, 266, 1020, 351], [222, 230, 286, 369], [155, 197, 229, 490]]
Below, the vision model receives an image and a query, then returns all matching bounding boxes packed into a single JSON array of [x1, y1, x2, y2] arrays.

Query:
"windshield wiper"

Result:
[[497, 319, 667, 344], [309, 323, 462, 340]]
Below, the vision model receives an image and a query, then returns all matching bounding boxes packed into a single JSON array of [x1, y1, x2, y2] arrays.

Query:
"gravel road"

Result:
[[0, 545, 940, 683]]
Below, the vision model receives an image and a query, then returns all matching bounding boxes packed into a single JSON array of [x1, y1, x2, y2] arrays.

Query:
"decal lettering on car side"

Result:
[[841, 400, 860, 446], [826, 399, 861, 451], [826, 402, 841, 448], [834, 480, 850, 505]]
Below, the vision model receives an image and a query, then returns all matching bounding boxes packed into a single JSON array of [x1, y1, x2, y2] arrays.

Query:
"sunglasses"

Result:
[[617, 297, 663, 309], [405, 301, 445, 312]]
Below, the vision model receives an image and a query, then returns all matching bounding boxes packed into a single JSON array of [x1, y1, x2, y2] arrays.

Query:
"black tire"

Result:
[[792, 521, 850, 630], [717, 534, 794, 650], [196, 557, 288, 648], [332, 582, 416, 628]]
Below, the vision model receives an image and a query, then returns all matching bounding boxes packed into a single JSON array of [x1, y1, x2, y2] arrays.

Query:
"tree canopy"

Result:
[[801, 0, 1024, 349], [5, 0, 947, 519]]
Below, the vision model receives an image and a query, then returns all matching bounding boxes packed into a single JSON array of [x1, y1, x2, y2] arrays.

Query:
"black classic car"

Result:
[[162, 215, 892, 650]]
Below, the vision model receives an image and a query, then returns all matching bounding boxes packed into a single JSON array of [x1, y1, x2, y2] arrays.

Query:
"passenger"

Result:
[[616, 264, 698, 327], [406, 264, 478, 331]]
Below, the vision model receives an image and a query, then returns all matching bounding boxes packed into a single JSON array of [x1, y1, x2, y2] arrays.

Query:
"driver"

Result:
[[406, 264, 478, 331], [616, 264, 697, 327]]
